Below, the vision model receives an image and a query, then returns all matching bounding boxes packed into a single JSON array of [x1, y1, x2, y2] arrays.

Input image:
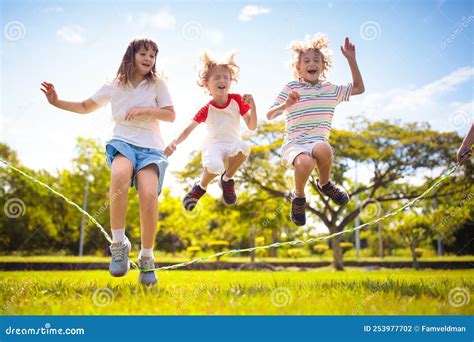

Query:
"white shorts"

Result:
[[281, 141, 324, 167], [202, 140, 251, 175]]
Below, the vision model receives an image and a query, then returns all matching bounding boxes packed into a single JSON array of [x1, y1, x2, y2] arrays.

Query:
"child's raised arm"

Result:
[[340, 37, 365, 95], [242, 94, 257, 131], [40, 82, 99, 114], [165, 120, 199, 156], [266, 91, 300, 120]]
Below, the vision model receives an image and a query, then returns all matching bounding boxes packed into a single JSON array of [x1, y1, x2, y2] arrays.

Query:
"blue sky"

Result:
[[1, 0, 473, 190]]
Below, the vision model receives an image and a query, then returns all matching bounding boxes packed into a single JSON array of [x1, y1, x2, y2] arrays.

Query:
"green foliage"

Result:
[[313, 244, 329, 256], [340, 242, 354, 254]]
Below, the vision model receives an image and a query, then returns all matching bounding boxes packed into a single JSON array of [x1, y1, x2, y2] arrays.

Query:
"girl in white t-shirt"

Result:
[[165, 51, 257, 210], [40, 38, 175, 286]]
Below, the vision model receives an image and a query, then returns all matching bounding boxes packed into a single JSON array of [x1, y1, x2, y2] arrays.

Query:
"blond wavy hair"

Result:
[[289, 33, 333, 81], [197, 50, 240, 88]]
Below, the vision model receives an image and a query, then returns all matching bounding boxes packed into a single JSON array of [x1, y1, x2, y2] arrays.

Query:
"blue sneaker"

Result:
[[138, 257, 158, 286], [109, 238, 131, 277]]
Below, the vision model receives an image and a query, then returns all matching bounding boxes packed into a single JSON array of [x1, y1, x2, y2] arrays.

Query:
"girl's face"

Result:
[[134, 46, 156, 76], [297, 49, 323, 84], [206, 66, 231, 98]]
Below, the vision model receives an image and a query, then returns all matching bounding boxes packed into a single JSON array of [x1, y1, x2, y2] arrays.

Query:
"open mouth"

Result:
[[142, 63, 151, 68], [307, 69, 318, 75], [217, 85, 226, 90]]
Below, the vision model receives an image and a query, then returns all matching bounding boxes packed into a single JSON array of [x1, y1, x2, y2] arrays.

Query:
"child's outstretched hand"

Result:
[[40, 82, 58, 105], [165, 140, 177, 157], [285, 91, 300, 108], [243, 94, 256, 109], [340, 37, 356, 60]]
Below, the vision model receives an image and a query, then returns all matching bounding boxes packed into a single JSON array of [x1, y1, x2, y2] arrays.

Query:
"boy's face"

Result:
[[134, 46, 156, 76], [297, 49, 323, 84], [206, 66, 231, 97]]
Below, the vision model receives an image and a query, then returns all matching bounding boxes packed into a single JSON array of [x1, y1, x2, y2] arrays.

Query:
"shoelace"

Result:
[[222, 180, 235, 196], [293, 203, 305, 215], [111, 246, 124, 262], [191, 185, 204, 199]]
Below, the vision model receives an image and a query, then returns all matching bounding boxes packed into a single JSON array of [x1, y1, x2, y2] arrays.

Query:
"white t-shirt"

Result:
[[91, 78, 173, 150], [193, 93, 250, 147]]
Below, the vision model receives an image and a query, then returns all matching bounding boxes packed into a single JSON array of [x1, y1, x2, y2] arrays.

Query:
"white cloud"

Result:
[[334, 66, 474, 132], [238, 5, 270, 22], [133, 9, 176, 29], [56, 25, 85, 44]]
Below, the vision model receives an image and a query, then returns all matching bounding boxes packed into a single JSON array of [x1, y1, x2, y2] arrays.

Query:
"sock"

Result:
[[222, 175, 232, 182], [199, 181, 207, 190], [139, 247, 154, 259], [321, 181, 332, 189], [112, 228, 125, 243], [294, 190, 305, 198]]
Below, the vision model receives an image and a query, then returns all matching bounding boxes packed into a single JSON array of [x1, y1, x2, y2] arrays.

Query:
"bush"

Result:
[[208, 240, 230, 261], [313, 244, 329, 256], [186, 246, 202, 259], [287, 248, 305, 259], [414, 248, 424, 258], [340, 242, 354, 255]]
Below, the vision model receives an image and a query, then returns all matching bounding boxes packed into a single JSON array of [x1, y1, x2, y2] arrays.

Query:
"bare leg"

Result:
[[293, 153, 316, 197], [109, 155, 133, 229], [136, 165, 159, 250], [200, 168, 218, 188], [225, 152, 248, 178], [312, 141, 333, 185]]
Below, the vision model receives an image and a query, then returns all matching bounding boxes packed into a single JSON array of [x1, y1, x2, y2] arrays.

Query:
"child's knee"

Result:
[[204, 160, 225, 175], [293, 153, 315, 170], [139, 188, 158, 203], [111, 168, 132, 185], [313, 142, 333, 159]]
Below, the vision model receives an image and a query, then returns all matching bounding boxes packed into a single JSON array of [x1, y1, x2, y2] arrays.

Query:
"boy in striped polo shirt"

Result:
[[266, 33, 365, 226]]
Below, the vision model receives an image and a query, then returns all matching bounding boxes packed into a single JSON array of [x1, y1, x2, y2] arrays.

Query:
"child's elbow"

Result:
[[168, 109, 176, 122], [266, 112, 273, 120]]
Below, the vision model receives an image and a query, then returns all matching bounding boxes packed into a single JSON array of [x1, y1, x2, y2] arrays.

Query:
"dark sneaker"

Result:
[[317, 179, 350, 206], [183, 182, 206, 211], [290, 191, 306, 226], [109, 237, 131, 277], [219, 174, 237, 206], [138, 257, 157, 286]]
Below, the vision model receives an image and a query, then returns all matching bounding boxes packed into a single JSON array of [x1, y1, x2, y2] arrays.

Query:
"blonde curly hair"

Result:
[[197, 50, 240, 88], [289, 33, 333, 81]]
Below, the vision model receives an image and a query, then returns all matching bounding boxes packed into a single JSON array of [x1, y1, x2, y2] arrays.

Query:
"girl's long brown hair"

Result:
[[115, 38, 159, 86]]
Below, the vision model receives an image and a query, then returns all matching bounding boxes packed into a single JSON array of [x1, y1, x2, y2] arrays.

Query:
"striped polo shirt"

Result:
[[273, 80, 352, 151]]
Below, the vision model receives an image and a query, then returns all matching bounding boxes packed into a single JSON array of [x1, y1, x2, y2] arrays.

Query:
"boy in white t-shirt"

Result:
[[165, 51, 257, 209]]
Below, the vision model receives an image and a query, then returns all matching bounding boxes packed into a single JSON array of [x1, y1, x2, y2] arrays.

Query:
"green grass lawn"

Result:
[[1, 269, 472, 315], [1, 255, 473, 263]]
